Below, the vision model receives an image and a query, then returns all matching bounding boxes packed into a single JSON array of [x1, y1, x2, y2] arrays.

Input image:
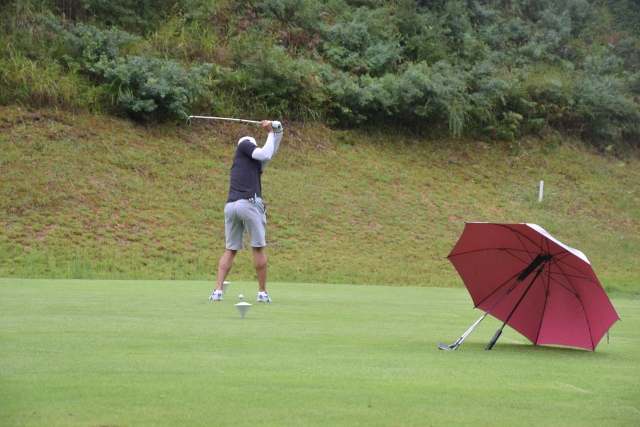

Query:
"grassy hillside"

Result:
[[1, 106, 639, 296]]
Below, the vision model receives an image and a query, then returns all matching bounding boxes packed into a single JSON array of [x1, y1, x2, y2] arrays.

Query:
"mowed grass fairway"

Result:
[[1, 279, 638, 426]]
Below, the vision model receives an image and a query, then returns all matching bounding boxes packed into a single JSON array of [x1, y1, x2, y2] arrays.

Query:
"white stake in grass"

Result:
[[235, 302, 252, 319], [539, 181, 544, 202]]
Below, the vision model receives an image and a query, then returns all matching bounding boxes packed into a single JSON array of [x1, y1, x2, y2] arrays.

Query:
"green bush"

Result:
[[575, 74, 640, 147], [629, 72, 640, 95], [45, 0, 178, 32], [406, 61, 468, 136], [1, 0, 639, 144], [96, 55, 212, 121], [64, 23, 138, 73], [261, 0, 305, 20], [320, 7, 401, 77], [325, 71, 372, 125], [325, 61, 469, 134], [395, 3, 448, 63], [55, 20, 210, 121], [239, 44, 327, 120]]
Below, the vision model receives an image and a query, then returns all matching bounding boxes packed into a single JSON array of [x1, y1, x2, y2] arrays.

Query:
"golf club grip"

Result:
[[485, 329, 502, 350]]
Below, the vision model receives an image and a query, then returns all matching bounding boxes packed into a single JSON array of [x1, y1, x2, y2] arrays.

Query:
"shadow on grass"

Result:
[[448, 341, 611, 357]]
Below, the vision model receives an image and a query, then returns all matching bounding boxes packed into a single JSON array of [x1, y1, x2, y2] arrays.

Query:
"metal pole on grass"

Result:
[[538, 181, 544, 202]]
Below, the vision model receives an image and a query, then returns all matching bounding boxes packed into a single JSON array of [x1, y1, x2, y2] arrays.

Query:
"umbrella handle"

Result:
[[486, 329, 503, 350]]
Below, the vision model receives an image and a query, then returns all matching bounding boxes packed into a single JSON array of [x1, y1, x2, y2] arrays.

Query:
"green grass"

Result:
[[0, 107, 639, 297], [1, 278, 639, 426]]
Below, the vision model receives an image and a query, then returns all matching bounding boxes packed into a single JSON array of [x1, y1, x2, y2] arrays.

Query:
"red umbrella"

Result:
[[438, 223, 620, 351]]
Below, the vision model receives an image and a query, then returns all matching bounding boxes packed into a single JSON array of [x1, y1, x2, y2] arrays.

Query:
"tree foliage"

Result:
[[1, 0, 639, 149]]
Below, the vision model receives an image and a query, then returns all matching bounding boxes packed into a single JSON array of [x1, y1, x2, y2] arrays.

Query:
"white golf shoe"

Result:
[[209, 290, 223, 301], [257, 292, 271, 302]]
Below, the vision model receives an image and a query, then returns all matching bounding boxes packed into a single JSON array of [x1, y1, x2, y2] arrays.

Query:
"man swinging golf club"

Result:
[[209, 120, 284, 302]]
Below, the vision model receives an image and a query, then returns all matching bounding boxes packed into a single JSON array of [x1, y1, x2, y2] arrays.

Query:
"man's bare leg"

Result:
[[252, 246, 268, 293], [215, 249, 237, 291]]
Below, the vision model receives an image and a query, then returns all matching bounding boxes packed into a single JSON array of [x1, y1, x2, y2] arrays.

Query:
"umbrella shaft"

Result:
[[486, 263, 548, 350], [504, 264, 546, 325], [516, 254, 550, 282]]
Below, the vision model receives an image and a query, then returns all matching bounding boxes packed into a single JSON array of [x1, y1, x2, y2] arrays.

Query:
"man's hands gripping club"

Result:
[[262, 120, 283, 134], [250, 121, 284, 168]]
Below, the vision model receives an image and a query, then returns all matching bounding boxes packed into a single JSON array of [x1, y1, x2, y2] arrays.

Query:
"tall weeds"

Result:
[[0, 49, 89, 108]]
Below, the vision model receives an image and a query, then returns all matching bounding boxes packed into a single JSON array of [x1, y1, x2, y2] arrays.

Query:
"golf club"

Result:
[[438, 311, 491, 350], [438, 254, 549, 351], [187, 115, 262, 125]]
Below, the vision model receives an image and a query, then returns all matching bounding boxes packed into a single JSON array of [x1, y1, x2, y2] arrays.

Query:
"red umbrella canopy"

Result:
[[448, 223, 620, 351]]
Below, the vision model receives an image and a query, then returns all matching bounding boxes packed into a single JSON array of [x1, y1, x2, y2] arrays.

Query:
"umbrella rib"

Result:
[[495, 248, 541, 267], [544, 236, 553, 257], [549, 254, 595, 279], [503, 248, 535, 265], [550, 259, 591, 294], [448, 247, 536, 259], [450, 247, 552, 309], [516, 246, 595, 281], [457, 223, 572, 263], [514, 232, 535, 261], [510, 233, 591, 279], [450, 246, 594, 303], [533, 265, 552, 345], [510, 227, 591, 277], [451, 224, 546, 258], [550, 258, 596, 350], [546, 277, 576, 294], [473, 269, 524, 309], [545, 265, 580, 294], [547, 272, 593, 280], [494, 224, 546, 254]]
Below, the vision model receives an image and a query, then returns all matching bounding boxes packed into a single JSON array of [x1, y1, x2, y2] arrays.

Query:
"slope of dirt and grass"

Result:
[[1, 106, 639, 296]]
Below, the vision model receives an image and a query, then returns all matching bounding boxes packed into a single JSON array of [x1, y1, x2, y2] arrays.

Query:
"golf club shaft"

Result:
[[451, 311, 491, 347], [187, 115, 262, 124]]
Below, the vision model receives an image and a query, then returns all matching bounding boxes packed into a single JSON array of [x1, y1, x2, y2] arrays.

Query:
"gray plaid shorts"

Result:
[[224, 199, 267, 249]]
